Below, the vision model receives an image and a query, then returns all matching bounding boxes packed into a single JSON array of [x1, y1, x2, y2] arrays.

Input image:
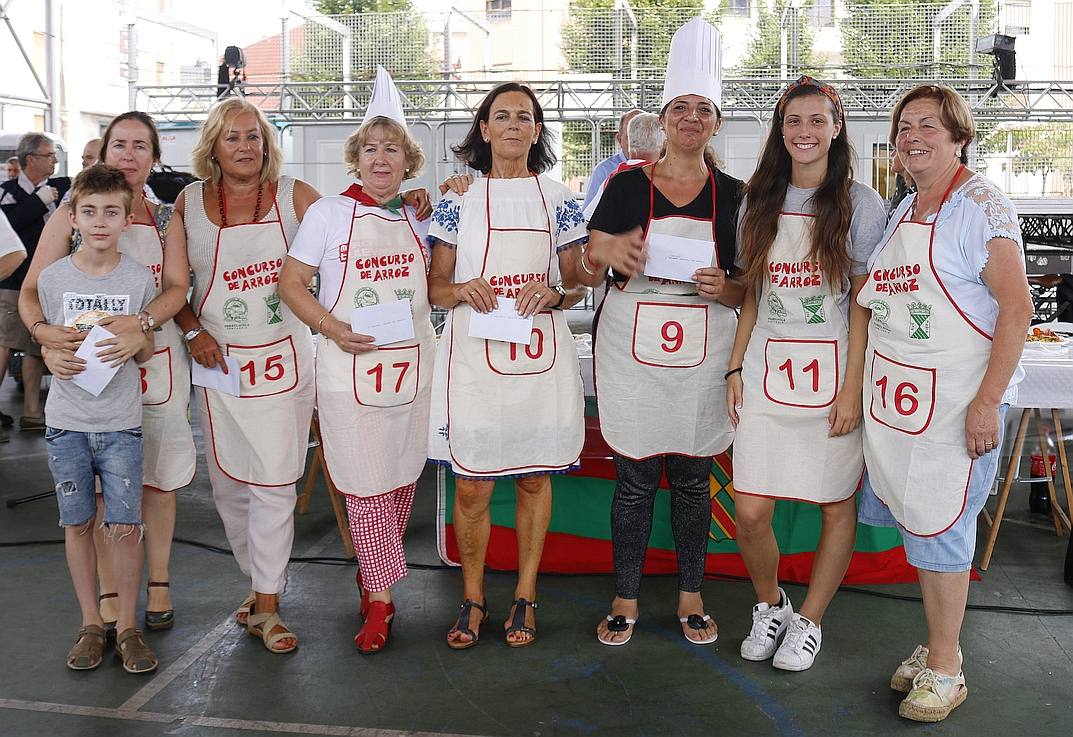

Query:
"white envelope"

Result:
[[350, 299, 415, 346], [70, 325, 122, 397], [644, 233, 714, 283], [467, 297, 535, 345], [191, 356, 241, 397]]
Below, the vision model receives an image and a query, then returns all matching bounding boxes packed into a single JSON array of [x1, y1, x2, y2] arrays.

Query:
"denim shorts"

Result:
[[858, 404, 1008, 572], [46, 427, 144, 527]]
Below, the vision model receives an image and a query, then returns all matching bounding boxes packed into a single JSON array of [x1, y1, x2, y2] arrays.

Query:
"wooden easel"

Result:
[[296, 411, 355, 559]]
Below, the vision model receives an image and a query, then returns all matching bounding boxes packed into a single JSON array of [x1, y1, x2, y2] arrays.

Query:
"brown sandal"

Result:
[[116, 628, 159, 674], [66, 625, 107, 670]]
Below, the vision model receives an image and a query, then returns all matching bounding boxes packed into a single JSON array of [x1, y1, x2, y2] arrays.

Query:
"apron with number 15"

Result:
[[594, 168, 736, 459], [316, 200, 435, 496], [856, 166, 991, 537], [732, 212, 861, 503], [194, 189, 315, 487]]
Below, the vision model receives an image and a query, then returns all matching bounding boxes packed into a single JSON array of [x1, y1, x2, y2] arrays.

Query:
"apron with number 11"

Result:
[[732, 212, 861, 503], [594, 168, 736, 459], [856, 166, 991, 537], [195, 192, 315, 487]]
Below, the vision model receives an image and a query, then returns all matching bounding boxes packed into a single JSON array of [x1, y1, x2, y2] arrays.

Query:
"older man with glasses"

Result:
[[0, 132, 70, 431]]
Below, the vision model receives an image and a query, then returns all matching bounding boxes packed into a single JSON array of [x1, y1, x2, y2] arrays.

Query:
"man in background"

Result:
[[583, 112, 664, 220], [5, 157, 19, 181], [581, 108, 643, 213], [81, 138, 102, 169]]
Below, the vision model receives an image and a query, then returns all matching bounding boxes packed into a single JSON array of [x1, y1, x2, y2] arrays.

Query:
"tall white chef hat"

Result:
[[660, 17, 723, 112], [361, 65, 407, 129]]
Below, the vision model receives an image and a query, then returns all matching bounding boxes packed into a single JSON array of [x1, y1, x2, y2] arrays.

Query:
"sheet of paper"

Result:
[[191, 356, 241, 397], [644, 232, 714, 283], [467, 297, 535, 345], [350, 299, 415, 346], [70, 325, 122, 397]]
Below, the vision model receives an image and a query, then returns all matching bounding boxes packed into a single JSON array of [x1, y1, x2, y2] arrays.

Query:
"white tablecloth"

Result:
[[1016, 343, 1073, 409]]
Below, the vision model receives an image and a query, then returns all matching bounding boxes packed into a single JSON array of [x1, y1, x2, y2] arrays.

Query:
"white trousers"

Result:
[[206, 460, 295, 594]]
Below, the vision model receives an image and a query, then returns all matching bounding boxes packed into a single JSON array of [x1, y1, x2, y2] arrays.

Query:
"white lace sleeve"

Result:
[[962, 177, 1023, 248]]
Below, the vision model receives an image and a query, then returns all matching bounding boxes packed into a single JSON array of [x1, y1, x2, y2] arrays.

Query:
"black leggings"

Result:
[[611, 453, 712, 599]]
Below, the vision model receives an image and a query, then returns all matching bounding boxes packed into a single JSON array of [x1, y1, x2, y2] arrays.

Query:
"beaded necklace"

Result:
[[217, 180, 263, 227]]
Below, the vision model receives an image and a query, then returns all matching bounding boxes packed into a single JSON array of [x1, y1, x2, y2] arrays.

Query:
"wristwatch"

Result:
[[183, 326, 206, 343], [551, 283, 567, 309]]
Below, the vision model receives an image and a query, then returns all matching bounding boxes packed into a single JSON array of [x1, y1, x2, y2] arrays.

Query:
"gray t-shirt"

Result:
[[736, 180, 887, 320], [38, 255, 156, 432]]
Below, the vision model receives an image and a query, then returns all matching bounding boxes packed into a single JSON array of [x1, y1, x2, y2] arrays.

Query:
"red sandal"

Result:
[[354, 600, 395, 654]]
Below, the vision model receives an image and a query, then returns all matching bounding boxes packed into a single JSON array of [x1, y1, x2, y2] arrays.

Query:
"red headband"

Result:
[[777, 76, 844, 122]]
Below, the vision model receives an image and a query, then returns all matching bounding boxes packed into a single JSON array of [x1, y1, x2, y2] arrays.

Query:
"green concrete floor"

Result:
[[1, 383, 1072, 737]]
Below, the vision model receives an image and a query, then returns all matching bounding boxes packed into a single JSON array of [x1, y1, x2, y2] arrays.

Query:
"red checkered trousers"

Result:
[[343, 483, 416, 592]]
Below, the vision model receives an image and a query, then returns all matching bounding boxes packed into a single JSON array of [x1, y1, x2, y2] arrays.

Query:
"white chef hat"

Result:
[[361, 65, 407, 129], [660, 17, 723, 112]]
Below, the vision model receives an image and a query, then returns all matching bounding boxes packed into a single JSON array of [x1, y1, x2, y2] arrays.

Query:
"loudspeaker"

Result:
[[223, 45, 246, 69]]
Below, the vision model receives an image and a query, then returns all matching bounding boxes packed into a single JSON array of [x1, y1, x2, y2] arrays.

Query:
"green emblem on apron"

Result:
[[264, 292, 283, 325], [800, 295, 826, 324], [907, 302, 931, 340], [223, 297, 249, 329], [354, 287, 380, 308], [868, 300, 891, 333], [767, 293, 787, 324]]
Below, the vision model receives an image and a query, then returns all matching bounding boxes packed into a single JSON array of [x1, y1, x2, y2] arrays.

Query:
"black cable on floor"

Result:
[[4, 535, 1073, 615]]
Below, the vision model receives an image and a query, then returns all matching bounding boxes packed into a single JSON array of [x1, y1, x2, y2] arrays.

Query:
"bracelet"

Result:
[[724, 367, 743, 380], [316, 312, 331, 333], [580, 248, 599, 277], [30, 320, 47, 344]]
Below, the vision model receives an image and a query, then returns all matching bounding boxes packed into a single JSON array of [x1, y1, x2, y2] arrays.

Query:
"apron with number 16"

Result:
[[194, 190, 315, 487], [856, 166, 991, 537], [316, 200, 435, 496], [594, 168, 736, 459], [120, 199, 196, 491], [732, 212, 862, 503]]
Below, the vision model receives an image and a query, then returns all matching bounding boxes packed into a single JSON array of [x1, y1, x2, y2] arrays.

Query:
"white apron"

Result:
[[732, 213, 862, 503], [428, 175, 584, 476], [193, 193, 315, 487], [316, 202, 435, 496], [121, 199, 196, 491], [856, 167, 991, 536], [594, 168, 736, 459]]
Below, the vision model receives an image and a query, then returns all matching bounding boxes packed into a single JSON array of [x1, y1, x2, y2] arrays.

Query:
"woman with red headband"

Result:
[[727, 76, 886, 671]]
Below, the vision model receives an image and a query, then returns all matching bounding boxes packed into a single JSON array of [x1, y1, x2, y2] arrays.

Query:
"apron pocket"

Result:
[[631, 301, 708, 368], [485, 312, 556, 376], [354, 343, 421, 407], [226, 336, 300, 398], [140, 346, 174, 406], [901, 438, 972, 536], [868, 350, 937, 435], [762, 338, 838, 409]]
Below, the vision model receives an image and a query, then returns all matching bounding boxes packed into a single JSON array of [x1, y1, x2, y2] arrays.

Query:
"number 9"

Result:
[[661, 320, 683, 353]]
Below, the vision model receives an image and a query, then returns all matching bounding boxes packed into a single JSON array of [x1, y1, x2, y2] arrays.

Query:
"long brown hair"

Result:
[[739, 87, 855, 290]]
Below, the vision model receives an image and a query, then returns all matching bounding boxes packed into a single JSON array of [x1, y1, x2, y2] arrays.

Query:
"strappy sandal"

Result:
[[446, 599, 488, 650], [235, 591, 255, 626], [115, 628, 159, 674], [505, 598, 538, 648], [66, 624, 107, 670], [145, 581, 174, 631], [247, 605, 298, 654], [597, 614, 638, 646], [355, 601, 395, 655], [98, 592, 118, 643], [679, 613, 718, 645]]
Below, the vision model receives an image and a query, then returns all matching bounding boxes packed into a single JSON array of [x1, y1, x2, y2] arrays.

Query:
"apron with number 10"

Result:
[[120, 199, 195, 490], [732, 212, 861, 503], [856, 166, 991, 536], [594, 168, 736, 459], [194, 192, 315, 487], [316, 202, 435, 496]]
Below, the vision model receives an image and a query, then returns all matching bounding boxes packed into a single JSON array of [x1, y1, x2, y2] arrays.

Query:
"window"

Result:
[[486, 0, 511, 20], [809, 0, 835, 28], [724, 0, 750, 18]]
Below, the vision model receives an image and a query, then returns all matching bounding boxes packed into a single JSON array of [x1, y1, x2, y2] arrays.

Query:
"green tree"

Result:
[[978, 123, 1073, 197], [839, 0, 997, 79], [736, 1, 819, 78]]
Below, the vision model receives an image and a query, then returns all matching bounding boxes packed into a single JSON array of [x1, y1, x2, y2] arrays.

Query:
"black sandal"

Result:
[[145, 581, 174, 631], [446, 599, 488, 650], [505, 597, 538, 648]]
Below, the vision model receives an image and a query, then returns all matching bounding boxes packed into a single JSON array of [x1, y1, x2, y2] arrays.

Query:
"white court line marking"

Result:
[[0, 698, 484, 737], [119, 528, 341, 712]]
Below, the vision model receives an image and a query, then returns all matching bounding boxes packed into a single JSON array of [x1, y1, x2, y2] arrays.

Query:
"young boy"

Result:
[[29, 165, 158, 673]]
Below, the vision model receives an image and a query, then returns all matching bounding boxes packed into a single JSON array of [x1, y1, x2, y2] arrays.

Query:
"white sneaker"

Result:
[[739, 588, 792, 662], [772, 613, 822, 671], [890, 643, 963, 693]]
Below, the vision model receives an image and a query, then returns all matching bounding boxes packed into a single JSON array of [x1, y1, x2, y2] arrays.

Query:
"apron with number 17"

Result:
[[732, 212, 862, 503], [856, 166, 991, 536], [430, 174, 584, 477], [316, 201, 435, 496], [594, 168, 736, 459], [120, 199, 196, 491], [195, 193, 315, 487]]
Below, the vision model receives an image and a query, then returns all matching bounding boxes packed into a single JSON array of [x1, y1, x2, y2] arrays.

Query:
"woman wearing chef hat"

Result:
[[726, 76, 886, 671], [577, 17, 745, 647], [279, 66, 435, 654]]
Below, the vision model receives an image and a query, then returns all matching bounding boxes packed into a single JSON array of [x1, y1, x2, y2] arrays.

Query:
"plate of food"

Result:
[[1025, 327, 1069, 347]]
